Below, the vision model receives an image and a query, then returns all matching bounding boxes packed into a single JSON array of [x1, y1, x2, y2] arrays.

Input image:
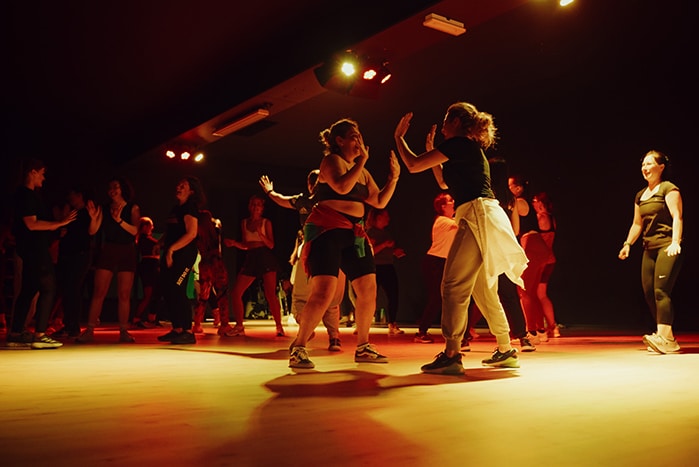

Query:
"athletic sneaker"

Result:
[[482, 348, 520, 368], [119, 330, 136, 343], [75, 328, 95, 343], [414, 332, 434, 344], [157, 329, 179, 342], [388, 323, 404, 336], [6, 331, 33, 348], [551, 324, 562, 338], [218, 324, 245, 337], [31, 334, 63, 349], [289, 346, 314, 369], [328, 338, 342, 352], [526, 331, 540, 345], [519, 337, 536, 352], [421, 352, 464, 375], [170, 331, 196, 344], [354, 343, 388, 363], [643, 333, 680, 354], [460, 339, 471, 352], [536, 330, 549, 343]]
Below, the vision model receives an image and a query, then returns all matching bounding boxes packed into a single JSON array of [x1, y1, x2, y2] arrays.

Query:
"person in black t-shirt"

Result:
[[7, 158, 76, 349], [77, 177, 140, 344], [394, 102, 528, 374], [52, 186, 94, 338], [156, 176, 206, 345]]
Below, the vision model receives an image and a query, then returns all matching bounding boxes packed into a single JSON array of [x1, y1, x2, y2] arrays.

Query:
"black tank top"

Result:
[[313, 182, 369, 203]]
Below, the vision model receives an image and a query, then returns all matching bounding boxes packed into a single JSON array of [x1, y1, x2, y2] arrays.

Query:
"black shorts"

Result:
[[239, 247, 279, 278], [307, 228, 375, 281], [95, 242, 138, 273]]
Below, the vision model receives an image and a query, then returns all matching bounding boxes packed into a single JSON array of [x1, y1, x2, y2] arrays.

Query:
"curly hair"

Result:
[[445, 102, 497, 149], [318, 118, 358, 156]]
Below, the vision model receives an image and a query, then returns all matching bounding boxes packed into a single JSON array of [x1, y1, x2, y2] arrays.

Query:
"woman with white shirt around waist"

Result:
[[394, 101, 528, 374]]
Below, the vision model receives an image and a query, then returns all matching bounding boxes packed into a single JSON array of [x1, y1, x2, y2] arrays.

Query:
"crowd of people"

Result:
[[1, 103, 685, 372]]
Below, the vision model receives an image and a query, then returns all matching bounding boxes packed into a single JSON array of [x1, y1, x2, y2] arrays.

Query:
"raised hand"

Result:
[[425, 124, 437, 151], [259, 175, 273, 194], [394, 112, 413, 140], [388, 150, 401, 179]]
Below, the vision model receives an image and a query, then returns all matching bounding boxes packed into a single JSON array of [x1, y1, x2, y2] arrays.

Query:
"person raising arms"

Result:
[[288, 118, 400, 369], [394, 102, 528, 374]]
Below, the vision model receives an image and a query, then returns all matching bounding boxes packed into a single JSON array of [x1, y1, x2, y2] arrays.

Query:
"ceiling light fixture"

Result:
[[212, 107, 271, 137], [423, 13, 466, 36]]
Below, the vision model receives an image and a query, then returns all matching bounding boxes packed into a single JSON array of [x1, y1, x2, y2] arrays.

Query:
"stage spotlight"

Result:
[[194, 153, 204, 162], [181, 151, 191, 160], [165, 150, 176, 158], [315, 51, 391, 98]]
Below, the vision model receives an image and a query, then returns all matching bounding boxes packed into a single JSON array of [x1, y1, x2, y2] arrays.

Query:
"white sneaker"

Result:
[[537, 330, 549, 343], [526, 332, 540, 345], [388, 323, 404, 336], [643, 334, 680, 354]]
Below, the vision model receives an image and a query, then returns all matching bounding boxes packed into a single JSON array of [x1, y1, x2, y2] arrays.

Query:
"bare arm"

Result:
[[86, 200, 103, 235], [320, 153, 368, 195], [257, 218, 275, 249], [425, 124, 448, 189], [364, 151, 401, 209], [618, 204, 643, 260], [394, 112, 449, 173], [23, 210, 77, 232], [259, 175, 296, 209], [664, 189, 683, 256]]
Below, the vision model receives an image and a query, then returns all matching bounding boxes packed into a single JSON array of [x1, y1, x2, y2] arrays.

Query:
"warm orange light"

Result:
[[181, 151, 191, 160], [166, 150, 176, 158], [194, 153, 204, 162]]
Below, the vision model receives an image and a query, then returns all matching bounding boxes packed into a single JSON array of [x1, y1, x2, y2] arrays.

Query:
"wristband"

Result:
[[118, 219, 124, 225], [623, 241, 630, 247]]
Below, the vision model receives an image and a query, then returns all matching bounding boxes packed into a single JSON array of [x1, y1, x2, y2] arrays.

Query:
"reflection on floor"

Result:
[[2, 321, 698, 467]]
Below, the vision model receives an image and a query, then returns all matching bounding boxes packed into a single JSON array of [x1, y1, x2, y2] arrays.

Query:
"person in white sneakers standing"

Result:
[[619, 150, 683, 354]]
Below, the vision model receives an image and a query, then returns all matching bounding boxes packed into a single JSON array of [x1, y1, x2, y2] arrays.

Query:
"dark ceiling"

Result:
[[5, 0, 696, 174], [4, 0, 527, 166]]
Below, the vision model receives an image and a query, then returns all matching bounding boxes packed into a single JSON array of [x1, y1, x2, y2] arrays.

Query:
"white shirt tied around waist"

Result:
[[455, 197, 529, 289]]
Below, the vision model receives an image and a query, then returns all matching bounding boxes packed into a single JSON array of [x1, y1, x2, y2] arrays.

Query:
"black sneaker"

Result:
[[421, 351, 464, 375], [328, 338, 342, 352], [519, 337, 536, 352], [354, 343, 388, 363], [170, 331, 196, 344], [289, 346, 315, 369], [414, 332, 434, 344], [460, 339, 471, 352], [482, 348, 519, 368], [31, 334, 64, 349], [157, 330, 179, 342], [6, 331, 34, 348]]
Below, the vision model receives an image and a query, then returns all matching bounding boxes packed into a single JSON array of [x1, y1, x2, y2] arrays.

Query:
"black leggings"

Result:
[[376, 264, 399, 323], [641, 247, 683, 326]]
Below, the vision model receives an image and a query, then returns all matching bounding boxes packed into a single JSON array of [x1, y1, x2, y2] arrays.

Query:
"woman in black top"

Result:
[[394, 102, 528, 374], [619, 150, 683, 354], [157, 177, 205, 345], [77, 177, 140, 344]]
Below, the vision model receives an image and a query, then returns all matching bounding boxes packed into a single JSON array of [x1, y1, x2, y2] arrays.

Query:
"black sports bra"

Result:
[[314, 182, 369, 203]]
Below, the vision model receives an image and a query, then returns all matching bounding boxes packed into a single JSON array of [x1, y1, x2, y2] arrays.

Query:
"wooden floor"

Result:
[[2, 320, 698, 467]]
